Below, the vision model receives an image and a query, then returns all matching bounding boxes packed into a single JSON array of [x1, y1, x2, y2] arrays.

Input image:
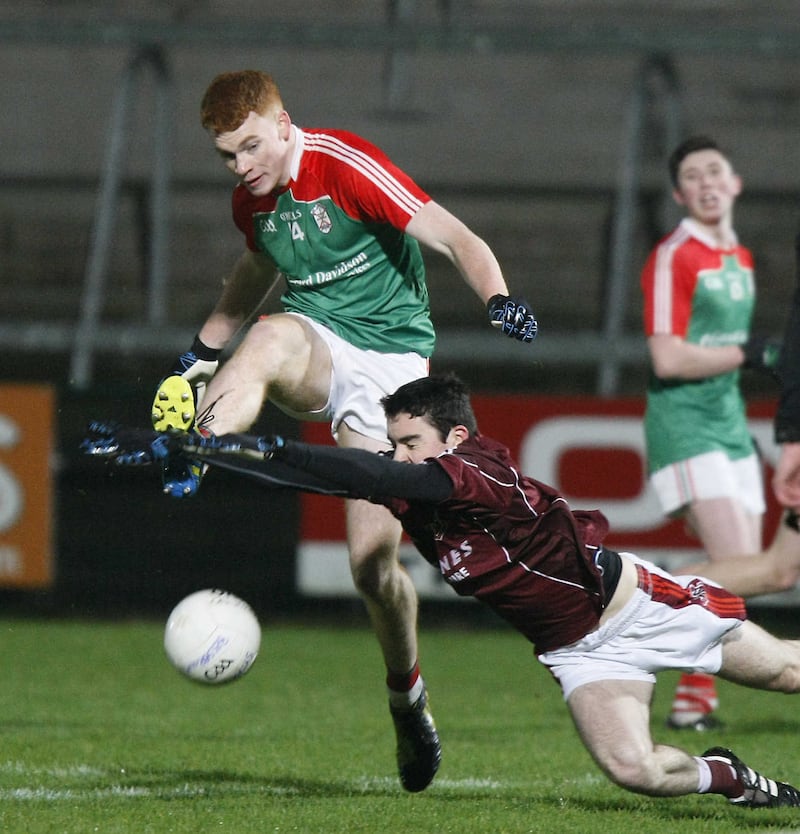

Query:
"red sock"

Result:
[[387, 661, 420, 693], [670, 672, 718, 717], [702, 755, 742, 799]]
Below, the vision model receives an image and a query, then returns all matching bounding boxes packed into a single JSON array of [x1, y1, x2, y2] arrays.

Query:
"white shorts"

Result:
[[277, 314, 429, 443], [649, 450, 765, 516], [537, 554, 745, 701]]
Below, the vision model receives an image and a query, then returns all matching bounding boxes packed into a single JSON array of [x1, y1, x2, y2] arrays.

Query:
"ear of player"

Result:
[[487, 294, 538, 343]]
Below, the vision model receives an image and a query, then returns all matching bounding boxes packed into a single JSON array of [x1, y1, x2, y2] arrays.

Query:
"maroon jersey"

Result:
[[386, 435, 610, 653]]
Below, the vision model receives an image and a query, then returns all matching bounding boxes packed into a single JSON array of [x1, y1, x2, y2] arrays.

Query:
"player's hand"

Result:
[[81, 421, 125, 458], [773, 442, 800, 512], [168, 336, 221, 386], [742, 334, 782, 380], [81, 421, 175, 465], [487, 294, 538, 343]]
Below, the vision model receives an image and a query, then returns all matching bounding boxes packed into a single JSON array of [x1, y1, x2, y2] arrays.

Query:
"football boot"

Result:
[[703, 747, 800, 807], [389, 685, 441, 792]]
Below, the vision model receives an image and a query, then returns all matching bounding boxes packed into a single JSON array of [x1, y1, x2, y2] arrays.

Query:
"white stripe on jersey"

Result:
[[303, 131, 424, 217], [652, 224, 690, 334], [519, 563, 592, 592], [454, 455, 596, 593]]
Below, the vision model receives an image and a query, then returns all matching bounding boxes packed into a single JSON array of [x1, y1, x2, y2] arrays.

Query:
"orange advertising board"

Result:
[[0, 384, 54, 587]]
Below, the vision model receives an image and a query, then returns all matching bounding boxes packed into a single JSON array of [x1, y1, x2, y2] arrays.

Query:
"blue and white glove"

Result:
[[487, 294, 538, 343], [154, 336, 221, 428], [169, 335, 221, 386], [81, 422, 174, 465]]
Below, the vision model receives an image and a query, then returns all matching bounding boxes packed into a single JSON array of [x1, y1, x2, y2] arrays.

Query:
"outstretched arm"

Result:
[[405, 201, 507, 304], [198, 436, 454, 504], [82, 424, 454, 504], [405, 201, 537, 343]]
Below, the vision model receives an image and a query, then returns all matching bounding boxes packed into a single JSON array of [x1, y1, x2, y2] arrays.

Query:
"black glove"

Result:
[[487, 294, 538, 343], [742, 335, 782, 380]]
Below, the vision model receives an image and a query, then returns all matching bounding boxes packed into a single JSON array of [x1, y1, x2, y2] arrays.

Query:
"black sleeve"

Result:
[[776, 249, 800, 443], [202, 439, 454, 504], [275, 440, 454, 503]]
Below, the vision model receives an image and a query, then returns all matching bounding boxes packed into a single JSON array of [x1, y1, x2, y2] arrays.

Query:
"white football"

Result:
[[164, 589, 261, 684]]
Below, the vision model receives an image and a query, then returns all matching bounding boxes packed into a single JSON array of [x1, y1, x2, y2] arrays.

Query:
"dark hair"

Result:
[[381, 373, 478, 438], [668, 135, 723, 187]]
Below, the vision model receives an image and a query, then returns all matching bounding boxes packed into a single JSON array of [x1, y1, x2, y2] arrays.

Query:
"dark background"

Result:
[[2, 3, 799, 627]]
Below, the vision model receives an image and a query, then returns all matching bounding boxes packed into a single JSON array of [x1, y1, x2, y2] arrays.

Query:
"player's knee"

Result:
[[349, 546, 401, 600], [232, 316, 311, 383], [350, 554, 385, 599], [245, 316, 293, 356], [773, 664, 800, 693], [600, 752, 662, 795]]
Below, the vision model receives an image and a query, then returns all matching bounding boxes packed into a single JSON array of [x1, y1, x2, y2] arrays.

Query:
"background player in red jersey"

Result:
[[639, 136, 780, 730], [85, 373, 800, 807], [150, 70, 537, 793], [671, 230, 800, 597]]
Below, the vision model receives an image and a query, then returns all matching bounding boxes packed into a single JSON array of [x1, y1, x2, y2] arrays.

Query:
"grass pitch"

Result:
[[1, 617, 799, 833]]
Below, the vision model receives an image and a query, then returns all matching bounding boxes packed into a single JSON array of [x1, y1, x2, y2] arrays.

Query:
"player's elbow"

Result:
[[769, 562, 800, 594], [647, 335, 687, 380], [650, 353, 682, 380]]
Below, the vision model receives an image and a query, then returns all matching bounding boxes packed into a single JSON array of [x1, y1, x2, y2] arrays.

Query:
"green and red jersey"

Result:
[[231, 126, 435, 356], [641, 218, 756, 472]]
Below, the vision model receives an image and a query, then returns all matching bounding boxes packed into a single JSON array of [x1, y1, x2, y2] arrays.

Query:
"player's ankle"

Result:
[[387, 661, 424, 708]]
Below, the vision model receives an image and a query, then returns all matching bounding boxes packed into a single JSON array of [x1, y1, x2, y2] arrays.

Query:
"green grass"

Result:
[[1, 618, 799, 833]]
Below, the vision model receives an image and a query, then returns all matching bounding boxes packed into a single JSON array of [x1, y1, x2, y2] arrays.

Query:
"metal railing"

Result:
[[2, 17, 799, 392], [597, 53, 683, 396], [70, 44, 174, 388], [67, 46, 678, 392]]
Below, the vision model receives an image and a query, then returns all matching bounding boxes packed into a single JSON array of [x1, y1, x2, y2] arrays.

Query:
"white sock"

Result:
[[694, 757, 712, 793], [388, 675, 425, 709]]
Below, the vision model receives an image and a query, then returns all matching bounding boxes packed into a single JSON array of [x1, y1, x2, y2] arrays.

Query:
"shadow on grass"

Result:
[[657, 717, 800, 736], [116, 768, 800, 828], [22, 761, 797, 830], [112, 769, 404, 800], [502, 790, 800, 828]]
